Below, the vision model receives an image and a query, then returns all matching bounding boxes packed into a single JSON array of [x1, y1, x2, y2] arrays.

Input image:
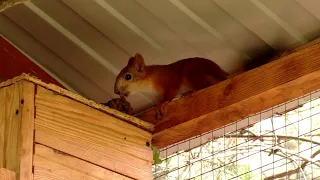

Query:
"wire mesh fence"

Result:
[[153, 89, 320, 180]]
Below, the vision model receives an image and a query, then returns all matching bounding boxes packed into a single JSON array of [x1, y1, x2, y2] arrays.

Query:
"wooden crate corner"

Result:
[[0, 74, 154, 180]]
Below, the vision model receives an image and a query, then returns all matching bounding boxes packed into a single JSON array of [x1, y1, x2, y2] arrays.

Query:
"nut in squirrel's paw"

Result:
[[102, 96, 134, 115]]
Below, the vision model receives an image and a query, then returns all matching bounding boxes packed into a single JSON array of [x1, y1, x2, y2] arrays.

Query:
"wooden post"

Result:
[[0, 81, 34, 180]]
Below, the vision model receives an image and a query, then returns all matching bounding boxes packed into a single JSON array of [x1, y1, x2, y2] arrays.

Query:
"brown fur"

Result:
[[114, 53, 228, 104]]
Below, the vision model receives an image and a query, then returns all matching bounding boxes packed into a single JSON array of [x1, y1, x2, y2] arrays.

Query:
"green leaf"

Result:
[[151, 145, 163, 164]]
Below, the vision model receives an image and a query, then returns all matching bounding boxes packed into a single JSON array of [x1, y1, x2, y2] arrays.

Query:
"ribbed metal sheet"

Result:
[[1, 0, 320, 112]]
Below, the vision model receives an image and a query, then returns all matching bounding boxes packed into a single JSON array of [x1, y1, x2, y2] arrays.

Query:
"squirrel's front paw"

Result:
[[154, 101, 168, 121], [155, 108, 164, 121]]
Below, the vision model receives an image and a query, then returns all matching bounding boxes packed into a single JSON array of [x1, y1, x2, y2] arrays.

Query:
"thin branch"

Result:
[[303, 133, 320, 137], [225, 134, 320, 146], [264, 148, 320, 179], [301, 148, 320, 169]]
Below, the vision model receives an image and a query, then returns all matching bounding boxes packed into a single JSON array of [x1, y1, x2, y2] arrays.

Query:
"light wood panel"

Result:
[[137, 39, 320, 148], [0, 168, 16, 180], [0, 80, 6, 168], [18, 81, 34, 180], [34, 86, 153, 180], [33, 144, 132, 180], [1, 74, 154, 132], [0, 82, 22, 173], [0, 81, 34, 180]]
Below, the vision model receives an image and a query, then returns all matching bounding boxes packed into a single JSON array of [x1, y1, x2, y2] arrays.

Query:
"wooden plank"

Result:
[[137, 40, 320, 148], [0, 81, 35, 180], [0, 168, 16, 180], [18, 81, 34, 180], [35, 86, 153, 180], [33, 144, 132, 180], [0, 73, 155, 132], [0, 86, 5, 167], [34, 122, 152, 180], [36, 86, 152, 145], [1, 83, 21, 173]]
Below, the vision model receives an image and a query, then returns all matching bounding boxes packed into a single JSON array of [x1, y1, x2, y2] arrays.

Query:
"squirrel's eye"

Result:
[[125, 74, 132, 80]]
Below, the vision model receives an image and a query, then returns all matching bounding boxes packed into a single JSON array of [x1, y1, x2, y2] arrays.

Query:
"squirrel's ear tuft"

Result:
[[128, 53, 145, 73]]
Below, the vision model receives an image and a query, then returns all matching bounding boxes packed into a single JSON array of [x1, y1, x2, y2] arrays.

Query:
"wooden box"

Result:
[[0, 74, 155, 180]]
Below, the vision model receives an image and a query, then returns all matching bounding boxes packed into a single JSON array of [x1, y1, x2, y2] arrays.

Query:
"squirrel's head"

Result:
[[114, 53, 146, 97]]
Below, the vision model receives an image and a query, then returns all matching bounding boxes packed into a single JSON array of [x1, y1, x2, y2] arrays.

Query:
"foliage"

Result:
[[152, 145, 163, 164]]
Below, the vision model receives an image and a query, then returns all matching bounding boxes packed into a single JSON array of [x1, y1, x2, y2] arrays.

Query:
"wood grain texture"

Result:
[[33, 144, 133, 180], [0, 84, 5, 168], [137, 40, 320, 148], [0, 73, 154, 132], [0, 168, 16, 180], [35, 86, 153, 180], [0, 83, 21, 173], [0, 81, 35, 180], [18, 81, 34, 180]]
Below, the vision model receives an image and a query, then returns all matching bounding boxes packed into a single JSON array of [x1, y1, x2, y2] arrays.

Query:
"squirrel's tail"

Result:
[[243, 50, 277, 71], [229, 45, 292, 78]]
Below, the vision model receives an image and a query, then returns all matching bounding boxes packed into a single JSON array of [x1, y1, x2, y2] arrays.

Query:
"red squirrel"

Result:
[[114, 49, 283, 119], [114, 53, 229, 119]]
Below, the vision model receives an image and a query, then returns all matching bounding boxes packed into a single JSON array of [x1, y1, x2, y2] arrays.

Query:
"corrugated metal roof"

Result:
[[1, 0, 320, 113]]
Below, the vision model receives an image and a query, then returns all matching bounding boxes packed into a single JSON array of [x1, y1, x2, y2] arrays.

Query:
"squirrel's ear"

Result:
[[127, 57, 135, 67], [128, 53, 145, 73]]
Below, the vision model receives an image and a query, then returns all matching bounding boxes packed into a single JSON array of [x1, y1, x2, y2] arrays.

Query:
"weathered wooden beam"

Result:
[[137, 39, 320, 149], [0, 81, 34, 180]]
